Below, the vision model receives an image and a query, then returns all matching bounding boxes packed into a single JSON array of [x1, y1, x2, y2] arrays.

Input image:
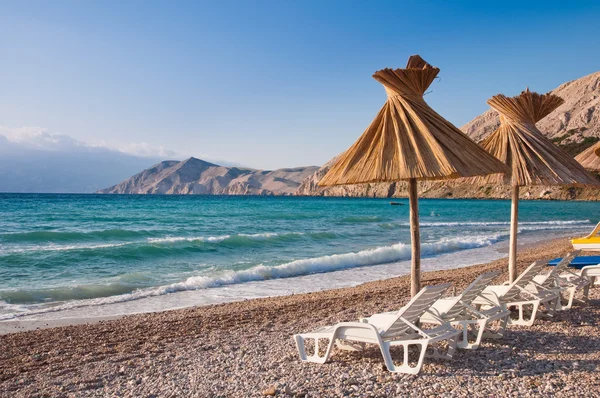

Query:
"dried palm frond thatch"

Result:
[[575, 141, 600, 172], [471, 89, 598, 187], [318, 55, 508, 295], [469, 89, 599, 282], [319, 55, 507, 186]]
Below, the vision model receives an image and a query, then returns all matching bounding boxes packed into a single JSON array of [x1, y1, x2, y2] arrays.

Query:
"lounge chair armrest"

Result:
[[581, 265, 600, 279], [363, 313, 399, 326], [422, 309, 445, 324], [474, 290, 502, 306], [529, 280, 554, 290], [398, 317, 430, 338], [329, 322, 385, 343], [461, 302, 490, 319], [515, 285, 544, 299], [335, 322, 381, 331], [562, 268, 584, 278]]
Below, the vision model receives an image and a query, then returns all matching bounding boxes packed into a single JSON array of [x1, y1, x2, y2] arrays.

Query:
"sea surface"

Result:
[[0, 194, 596, 321]]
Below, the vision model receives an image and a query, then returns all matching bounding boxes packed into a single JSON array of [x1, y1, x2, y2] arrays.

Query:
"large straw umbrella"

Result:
[[575, 141, 600, 172], [318, 55, 508, 296], [471, 89, 600, 282]]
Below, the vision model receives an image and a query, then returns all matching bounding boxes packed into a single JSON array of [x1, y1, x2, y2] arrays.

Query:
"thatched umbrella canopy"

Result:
[[471, 89, 599, 282], [575, 141, 600, 172], [318, 55, 508, 296]]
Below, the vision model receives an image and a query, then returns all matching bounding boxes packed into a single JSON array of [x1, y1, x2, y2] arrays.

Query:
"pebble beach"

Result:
[[1, 238, 600, 397]]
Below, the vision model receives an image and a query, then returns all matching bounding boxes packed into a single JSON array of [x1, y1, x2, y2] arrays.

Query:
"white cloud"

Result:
[[108, 142, 179, 158], [0, 126, 181, 158], [0, 126, 83, 151]]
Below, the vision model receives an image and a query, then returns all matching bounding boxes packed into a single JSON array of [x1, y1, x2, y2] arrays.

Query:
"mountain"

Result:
[[296, 71, 600, 200], [98, 157, 319, 195], [462, 71, 600, 155], [0, 137, 162, 193]]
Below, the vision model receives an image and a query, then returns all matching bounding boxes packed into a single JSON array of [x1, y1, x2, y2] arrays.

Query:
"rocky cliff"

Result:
[[98, 157, 319, 195], [462, 71, 600, 154], [297, 71, 600, 200], [100, 71, 600, 199]]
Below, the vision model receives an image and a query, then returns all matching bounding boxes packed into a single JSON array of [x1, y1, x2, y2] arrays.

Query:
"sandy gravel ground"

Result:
[[1, 238, 600, 397]]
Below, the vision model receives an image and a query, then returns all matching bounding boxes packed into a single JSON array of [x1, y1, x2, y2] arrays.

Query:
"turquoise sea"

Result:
[[0, 194, 596, 320]]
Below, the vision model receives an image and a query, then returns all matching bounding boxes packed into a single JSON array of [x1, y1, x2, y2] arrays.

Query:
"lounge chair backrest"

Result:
[[582, 221, 600, 240], [381, 283, 451, 338], [442, 271, 500, 319], [502, 261, 547, 301], [541, 250, 580, 289]]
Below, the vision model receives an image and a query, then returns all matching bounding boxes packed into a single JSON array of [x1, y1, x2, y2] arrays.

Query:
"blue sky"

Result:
[[1, 1, 599, 169]]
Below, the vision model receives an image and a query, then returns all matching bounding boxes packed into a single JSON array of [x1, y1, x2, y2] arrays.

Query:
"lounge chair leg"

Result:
[[455, 320, 485, 350], [549, 298, 558, 317], [456, 322, 470, 349], [448, 334, 457, 358], [294, 334, 336, 364], [525, 302, 539, 326], [403, 341, 410, 367], [507, 304, 523, 325], [413, 341, 429, 373], [378, 342, 397, 372], [471, 319, 487, 349], [380, 341, 428, 374], [583, 284, 591, 303], [565, 288, 576, 310], [495, 314, 509, 338], [426, 337, 456, 360], [518, 304, 525, 324], [555, 292, 565, 311], [482, 307, 509, 340], [509, 302, 538, 327]]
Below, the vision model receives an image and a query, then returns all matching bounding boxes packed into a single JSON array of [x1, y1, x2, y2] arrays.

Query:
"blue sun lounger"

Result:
[[548, 256, 600, 269]]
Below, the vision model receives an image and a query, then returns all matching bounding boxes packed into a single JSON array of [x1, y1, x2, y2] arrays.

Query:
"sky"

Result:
[[1, 1, 599, 170]]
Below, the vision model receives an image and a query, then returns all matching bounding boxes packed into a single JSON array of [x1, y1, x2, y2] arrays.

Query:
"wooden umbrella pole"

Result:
[[408, 178, 421, 297], [508, 185, 519, 283]]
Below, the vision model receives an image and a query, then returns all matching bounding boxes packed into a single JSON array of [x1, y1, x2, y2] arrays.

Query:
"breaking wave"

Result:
[[0, 232, 312, 255], [0, 232, 504, 320]]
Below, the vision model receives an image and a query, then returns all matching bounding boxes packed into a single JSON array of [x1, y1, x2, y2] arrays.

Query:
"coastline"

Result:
[[0, 229, 576, 333], [2, 237, 600, 396]]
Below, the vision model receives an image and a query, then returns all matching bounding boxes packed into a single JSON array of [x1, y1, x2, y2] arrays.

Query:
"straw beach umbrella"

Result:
[[471, 89, 599, 282], [575, 141, 600, 172], [318, 55, 508, 296]]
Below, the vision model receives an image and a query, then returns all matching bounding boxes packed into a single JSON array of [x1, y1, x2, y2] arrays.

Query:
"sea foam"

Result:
[[161, 233, 504, 291], [147, 232, 304, 244], [0, 232, 504, 320]]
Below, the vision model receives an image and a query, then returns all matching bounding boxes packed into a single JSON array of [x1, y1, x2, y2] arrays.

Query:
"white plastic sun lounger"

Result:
[[419, 271, 510, 349], [556, 259, 600, 306], [578, 265, 600, 301], [528, 251, 589, 310], [293, 284, 460, 374], [473, 261, 560, 327]]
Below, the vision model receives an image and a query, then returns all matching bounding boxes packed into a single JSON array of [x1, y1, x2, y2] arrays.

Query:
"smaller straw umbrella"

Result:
[[318, 55, 508, 296], [575, 141, 600, 172], [471, 89, 600, 282]]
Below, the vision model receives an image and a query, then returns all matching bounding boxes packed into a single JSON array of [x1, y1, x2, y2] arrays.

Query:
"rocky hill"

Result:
[[462, 71, 600, 155], [297, 71, 600, 200], [100, 72, 600, 199], [98, 157, 318, 195]]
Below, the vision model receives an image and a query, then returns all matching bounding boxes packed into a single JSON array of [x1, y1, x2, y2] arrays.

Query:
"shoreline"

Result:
[[4, 192, 600, 200], [0, 230, 574, 334], [2, 236, 600, 396]]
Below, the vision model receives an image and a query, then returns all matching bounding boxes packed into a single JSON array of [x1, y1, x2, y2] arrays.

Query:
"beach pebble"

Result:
[[2, 240, 600, 398]]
